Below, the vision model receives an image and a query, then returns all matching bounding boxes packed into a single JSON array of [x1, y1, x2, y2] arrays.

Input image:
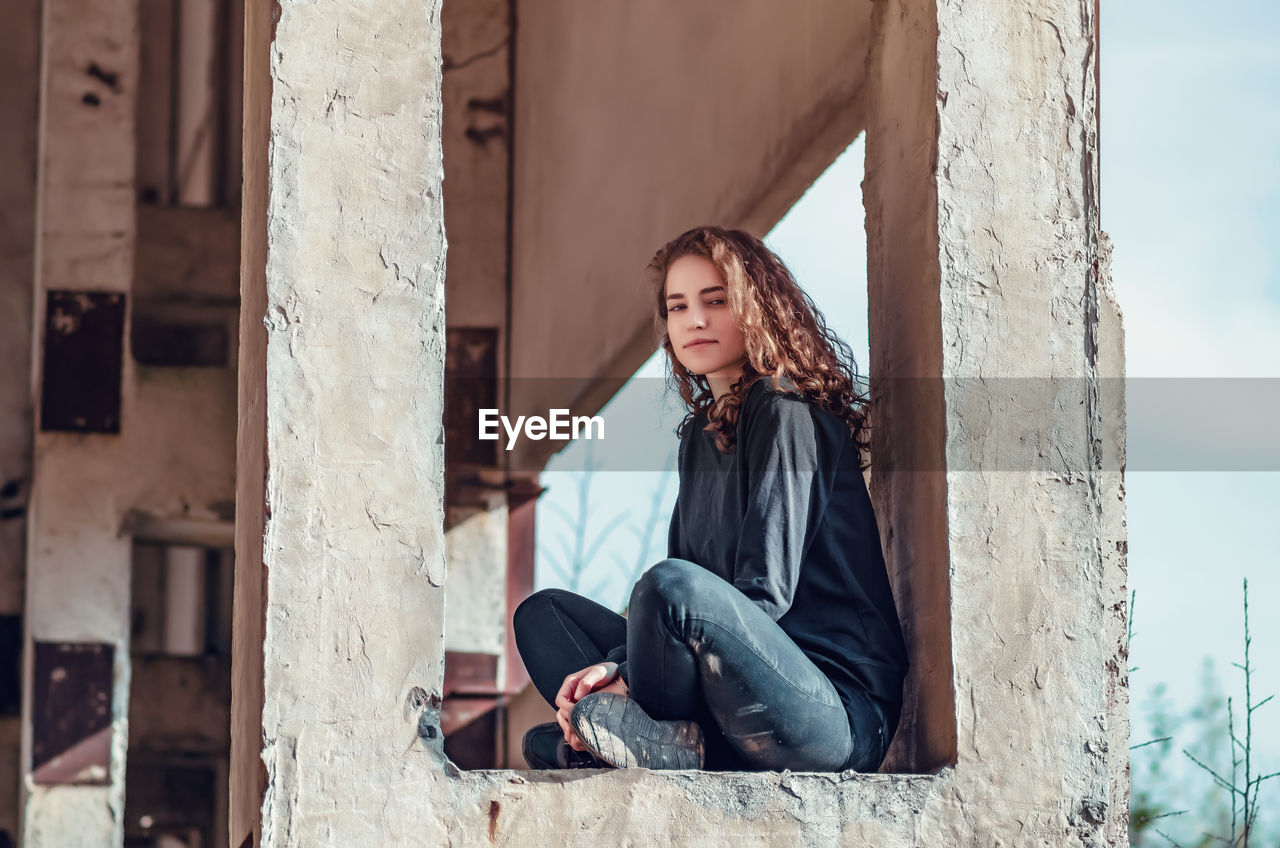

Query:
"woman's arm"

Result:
[[730, 393, 834, 620], [554, 662, 628, 750], [603, 643, 628, 685]]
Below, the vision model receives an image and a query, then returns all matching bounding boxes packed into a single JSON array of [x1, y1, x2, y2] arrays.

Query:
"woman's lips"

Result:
[[684, 339, 716, 348]]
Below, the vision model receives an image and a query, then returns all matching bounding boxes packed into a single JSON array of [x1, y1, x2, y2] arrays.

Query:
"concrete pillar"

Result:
[[231, 1, 450, 845], [21, 0, 140, 844], [0, 0, 40, 839], [864, 0, 1128, 841]]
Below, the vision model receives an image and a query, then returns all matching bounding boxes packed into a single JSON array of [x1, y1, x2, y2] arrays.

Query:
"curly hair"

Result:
[[648, 225, 872, 465]]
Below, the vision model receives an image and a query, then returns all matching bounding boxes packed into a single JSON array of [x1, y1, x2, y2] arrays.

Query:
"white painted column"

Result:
[[163, 547, 205, 657], [22, 0, 139, 845], [231, 2, 449, 845]]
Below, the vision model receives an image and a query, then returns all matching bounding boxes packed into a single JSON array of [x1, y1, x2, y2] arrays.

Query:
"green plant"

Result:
[[1177, 579, 1279, 847], [1129, 580, 1279, 848]]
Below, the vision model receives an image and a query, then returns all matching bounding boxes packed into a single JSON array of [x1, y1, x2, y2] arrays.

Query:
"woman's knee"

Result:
[[632, 558, 718, 610], [512, 588, 569, 645]]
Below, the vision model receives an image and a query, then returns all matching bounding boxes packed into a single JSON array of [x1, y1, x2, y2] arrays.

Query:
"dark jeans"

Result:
[[512, 558, 890, 772]]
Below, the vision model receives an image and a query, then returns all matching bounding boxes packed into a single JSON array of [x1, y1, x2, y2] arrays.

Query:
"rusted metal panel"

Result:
[[31, 641, 114, 785], [40, 290, 125, 433]]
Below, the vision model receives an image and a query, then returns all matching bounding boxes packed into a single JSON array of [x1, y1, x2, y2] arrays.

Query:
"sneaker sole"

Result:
[[569, 693, 704, 770]]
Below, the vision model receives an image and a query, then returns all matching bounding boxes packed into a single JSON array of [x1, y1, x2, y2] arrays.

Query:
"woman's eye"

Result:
[[668, 304, 685, 312], [708, 299, 726, 306]]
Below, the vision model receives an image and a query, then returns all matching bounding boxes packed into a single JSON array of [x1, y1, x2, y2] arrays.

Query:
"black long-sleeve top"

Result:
[[609, 377, 908, 716]]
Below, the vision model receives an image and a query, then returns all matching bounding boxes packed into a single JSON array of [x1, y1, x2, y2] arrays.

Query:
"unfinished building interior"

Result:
[[0, 0, 1128, 845]]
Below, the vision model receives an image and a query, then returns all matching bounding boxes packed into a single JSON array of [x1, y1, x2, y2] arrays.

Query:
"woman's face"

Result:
[[663, 254, 747, 381]]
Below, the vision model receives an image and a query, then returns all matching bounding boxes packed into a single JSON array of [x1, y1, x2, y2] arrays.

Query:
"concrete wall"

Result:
[[235, 0, 1127, 845], [866, 0, 1129, 838]]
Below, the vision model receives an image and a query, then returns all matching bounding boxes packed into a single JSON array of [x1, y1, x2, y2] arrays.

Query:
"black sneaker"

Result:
[[521, 722, 612, 769], [568, 692, 705, 770]]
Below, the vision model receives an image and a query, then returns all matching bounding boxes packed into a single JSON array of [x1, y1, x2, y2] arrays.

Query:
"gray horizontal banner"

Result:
[[441, 377, 1280, 472]]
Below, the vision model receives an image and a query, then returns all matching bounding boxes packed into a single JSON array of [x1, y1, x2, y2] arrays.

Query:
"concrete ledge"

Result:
[[394, 765, 951, 846]]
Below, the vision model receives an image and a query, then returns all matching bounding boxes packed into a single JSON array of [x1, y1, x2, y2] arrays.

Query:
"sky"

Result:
[[1102, 0, 1280, 737], [534, 0, 1280, 804]]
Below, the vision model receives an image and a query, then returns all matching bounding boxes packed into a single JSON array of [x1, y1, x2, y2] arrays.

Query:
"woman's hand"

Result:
[[554, 662, 629, 751]]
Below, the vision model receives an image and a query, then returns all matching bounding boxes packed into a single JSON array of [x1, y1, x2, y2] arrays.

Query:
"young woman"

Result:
[[513, 226, 908, 772]]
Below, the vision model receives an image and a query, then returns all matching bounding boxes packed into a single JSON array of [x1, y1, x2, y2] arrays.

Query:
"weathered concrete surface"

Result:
[[508, 0, 875, 474], [236, 0, 1126, 845], [135, 205, 242, 304], [1097, 231, 1130, 848], [232, 1, 450, 845]]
